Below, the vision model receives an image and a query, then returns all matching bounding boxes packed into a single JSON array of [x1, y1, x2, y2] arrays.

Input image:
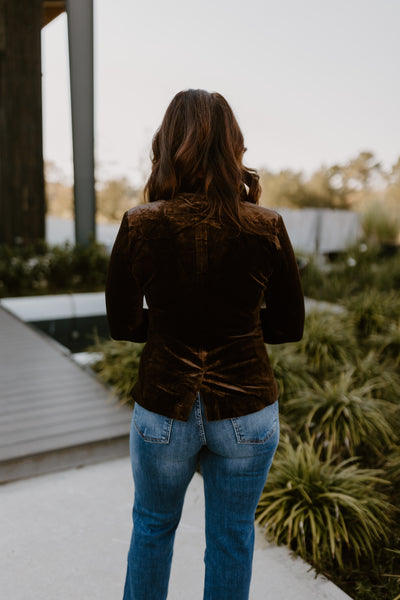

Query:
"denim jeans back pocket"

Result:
[[133, 403, 173, 444], [231, 401, 279, 444]]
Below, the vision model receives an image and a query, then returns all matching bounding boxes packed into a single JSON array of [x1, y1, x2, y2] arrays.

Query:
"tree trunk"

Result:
[[0, 0, 45, 246]]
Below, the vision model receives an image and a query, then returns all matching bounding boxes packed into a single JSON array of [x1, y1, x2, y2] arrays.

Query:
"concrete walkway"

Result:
[[0, 457, 351, 600]]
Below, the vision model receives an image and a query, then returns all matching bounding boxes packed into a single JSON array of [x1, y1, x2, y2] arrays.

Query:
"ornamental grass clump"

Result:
[[351, 350, 400, 403], [89, 339, 144, 404], [285, 371, 395, 458], [266, 344, 311, 400], [372, 250, 400, 292], [371, 320, 400, 368], [385, 447, 400, 490], [255, 437, 391, 571], [344, 289, 400, 339], [295, 311, 356, 375], [299, 256, 357, 303]]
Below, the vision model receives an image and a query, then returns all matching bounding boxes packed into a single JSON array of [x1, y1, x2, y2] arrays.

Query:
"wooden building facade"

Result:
[[0, 0, 94, 246]]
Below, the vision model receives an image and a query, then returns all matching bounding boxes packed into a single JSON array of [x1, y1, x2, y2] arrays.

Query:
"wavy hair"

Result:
[[144, 89, 263, 232]]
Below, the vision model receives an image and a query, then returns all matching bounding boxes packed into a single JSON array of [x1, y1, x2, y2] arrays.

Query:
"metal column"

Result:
[[66, 0, 95, 245]]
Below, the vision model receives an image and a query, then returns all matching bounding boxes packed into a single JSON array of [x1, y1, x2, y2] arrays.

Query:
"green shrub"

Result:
[[300, 246, 400, 302], [256, 437, 391, 571], [285, 371, 395, 457], [351, 350, 400, 405], [371, 321, 400, 368], [362, 202, 400, 246], [385, 447, 400, 489], [295, 311, 356, 375], [344, 290, 400, 339], [0, 241, 109, 297], [46, 243, 75, 288], [89, 338, 143, 404], [71, 241, 111, 288], [266, 344, 311, 400], [372, 251, 400, 291], [300, 257, 356, 302]]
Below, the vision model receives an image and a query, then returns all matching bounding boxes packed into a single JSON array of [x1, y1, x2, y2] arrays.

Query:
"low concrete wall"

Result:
[[46, 208, 362, 255], [277, 208, 362, 254]]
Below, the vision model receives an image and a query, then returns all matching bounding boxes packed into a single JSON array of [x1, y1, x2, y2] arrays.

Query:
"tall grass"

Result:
[[89, 338, 143, 404], [262, 254, 400, 600], [300, 244, 400, 302], [362, 202, 400, 246], [256, 437, 391, 570], [294, 311, 355, 375], [285, 371, 395, 457]]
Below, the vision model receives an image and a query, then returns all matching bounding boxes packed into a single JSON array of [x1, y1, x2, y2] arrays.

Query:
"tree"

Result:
[[330, 151, 383, 208], [259, 152, 388, 211], [259, 169, 306, 208], [260, 167, 349, 209], [303, 166, 349, 209], [343, 151, 382, 191], [96, 177, 142, 222]]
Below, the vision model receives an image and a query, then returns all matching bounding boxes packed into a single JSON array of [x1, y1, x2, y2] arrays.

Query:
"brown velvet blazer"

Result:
[[105, 195, 305, 421]]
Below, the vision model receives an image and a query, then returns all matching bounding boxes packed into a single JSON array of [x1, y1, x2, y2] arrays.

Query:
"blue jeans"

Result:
[[123, 394, 279, 600]]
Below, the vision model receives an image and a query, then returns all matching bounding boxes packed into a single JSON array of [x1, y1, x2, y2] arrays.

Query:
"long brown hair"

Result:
[[144, 90, 264, 232]]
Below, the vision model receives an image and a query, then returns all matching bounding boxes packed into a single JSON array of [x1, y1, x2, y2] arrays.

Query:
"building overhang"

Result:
[[42, 1, 66, 28]]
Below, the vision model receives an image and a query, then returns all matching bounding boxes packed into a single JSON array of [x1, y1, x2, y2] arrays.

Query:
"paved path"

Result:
[[0, 457, 352, 600]]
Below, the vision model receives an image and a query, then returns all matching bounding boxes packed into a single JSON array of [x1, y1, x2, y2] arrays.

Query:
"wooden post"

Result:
[[0, 0, 45, 246], [66, 0, 95, 246]]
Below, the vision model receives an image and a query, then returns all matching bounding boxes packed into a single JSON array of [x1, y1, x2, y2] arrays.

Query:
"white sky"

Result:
[[41, 0, 400, 186]]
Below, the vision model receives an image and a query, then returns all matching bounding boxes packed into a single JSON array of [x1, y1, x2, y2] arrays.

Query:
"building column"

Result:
[[66, 0, 95, 245]]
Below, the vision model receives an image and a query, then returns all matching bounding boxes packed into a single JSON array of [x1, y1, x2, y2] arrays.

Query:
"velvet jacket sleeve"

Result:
[[260, 215, 305, 344], [105, 212, 148, 342]]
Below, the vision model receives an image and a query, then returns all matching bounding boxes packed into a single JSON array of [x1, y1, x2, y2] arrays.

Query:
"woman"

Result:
[[106, 89, 304, 600]]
